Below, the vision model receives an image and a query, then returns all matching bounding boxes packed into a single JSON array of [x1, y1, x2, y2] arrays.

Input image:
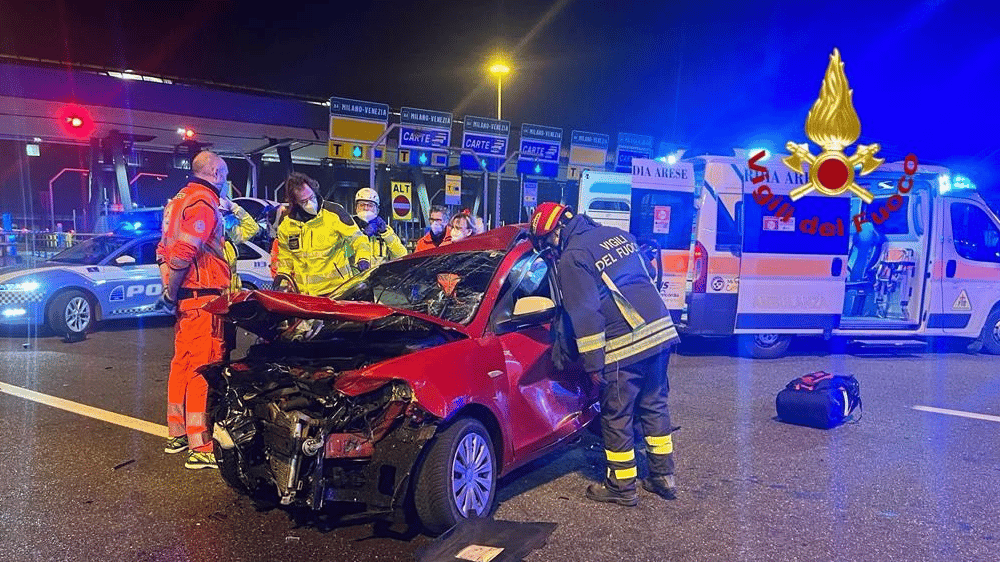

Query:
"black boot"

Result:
[[585, 483, 639, 506], [642, 475, 677, 500]]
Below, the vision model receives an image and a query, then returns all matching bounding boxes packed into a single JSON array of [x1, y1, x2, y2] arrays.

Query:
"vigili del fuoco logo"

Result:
[[748, 48, 919, 236]]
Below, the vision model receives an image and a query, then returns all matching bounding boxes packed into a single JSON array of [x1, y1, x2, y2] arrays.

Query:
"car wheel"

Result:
[[980, 308, 1000, 355], [414, 418, 496, 535], [738, 333, 791, 359], [47, 290, 95, 335]]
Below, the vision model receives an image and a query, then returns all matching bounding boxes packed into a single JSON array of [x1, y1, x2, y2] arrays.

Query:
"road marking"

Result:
[[0, 381, 168, 438], [912, 405, 1000, 424]]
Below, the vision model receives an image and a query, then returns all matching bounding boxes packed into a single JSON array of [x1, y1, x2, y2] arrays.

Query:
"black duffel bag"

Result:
[[775, 371, 862, 429]]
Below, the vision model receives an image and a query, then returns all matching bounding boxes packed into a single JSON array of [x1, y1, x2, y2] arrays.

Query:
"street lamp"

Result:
[[489, 62, 510, 120], [489, 61, 510, 228]]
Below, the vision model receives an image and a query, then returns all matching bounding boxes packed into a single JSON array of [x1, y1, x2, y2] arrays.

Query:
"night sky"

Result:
[[1, 0, 998, 189]]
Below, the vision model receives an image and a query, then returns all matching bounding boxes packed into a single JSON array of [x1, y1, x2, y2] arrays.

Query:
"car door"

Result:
[[102, 238, 163, 316], [939, 200, 1000, 336], [488, 250, 593, 464], [234, 240, 272, 289]]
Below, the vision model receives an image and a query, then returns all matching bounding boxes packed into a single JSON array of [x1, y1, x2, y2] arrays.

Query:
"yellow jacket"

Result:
[[276, 201, 373, 296], [222, 201, 260, 292], [354, 216, 408, 267]]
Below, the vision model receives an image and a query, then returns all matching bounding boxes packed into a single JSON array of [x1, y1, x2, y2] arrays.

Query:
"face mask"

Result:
[[219, 180, 232, 199], [430, 222, 445, 235], [450, 228, 467, 241], [300, 198, 318, 215], [358, 210, 377, 223]]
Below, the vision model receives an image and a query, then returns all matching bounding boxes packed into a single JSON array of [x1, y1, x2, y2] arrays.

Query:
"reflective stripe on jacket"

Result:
[[556, 214, 679, 372], [156, 179, 229, 290], [276, 201, 373, 296]]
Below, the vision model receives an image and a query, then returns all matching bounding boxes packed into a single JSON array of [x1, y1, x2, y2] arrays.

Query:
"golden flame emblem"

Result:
[[783, 49, 883, 203]]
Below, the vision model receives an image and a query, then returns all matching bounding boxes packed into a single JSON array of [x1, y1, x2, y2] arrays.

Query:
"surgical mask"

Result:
[[358, 210, 377, 223], [300, 197, 318, 215], [219, 180, 232, 199], [430, 222, 445, 235], [450, 228, 467, 241]]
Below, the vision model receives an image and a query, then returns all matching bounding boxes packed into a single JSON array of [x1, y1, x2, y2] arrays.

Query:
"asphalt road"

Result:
[[1, 320, 998, 562]]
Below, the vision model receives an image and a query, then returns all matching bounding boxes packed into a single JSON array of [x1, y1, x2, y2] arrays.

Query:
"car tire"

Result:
[[47, 290, 95, 335], [980, 308, 1000, 355], [738, 333, 791, 359], [413, 418, 496, 535]]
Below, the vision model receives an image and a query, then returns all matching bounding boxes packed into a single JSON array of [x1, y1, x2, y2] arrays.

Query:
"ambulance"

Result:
[[633, 151, 1000, 358]]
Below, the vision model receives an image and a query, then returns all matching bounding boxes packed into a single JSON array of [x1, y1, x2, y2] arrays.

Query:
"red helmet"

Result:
[[529, 202, 571, 238]]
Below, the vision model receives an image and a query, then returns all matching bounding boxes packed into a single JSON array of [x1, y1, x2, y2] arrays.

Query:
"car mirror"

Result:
[[115, 255, 137, 266], [497, 296, 556, 335]]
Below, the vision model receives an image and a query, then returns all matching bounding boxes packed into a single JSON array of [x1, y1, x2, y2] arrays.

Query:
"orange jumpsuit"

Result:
[[156, 178, 229, 453]]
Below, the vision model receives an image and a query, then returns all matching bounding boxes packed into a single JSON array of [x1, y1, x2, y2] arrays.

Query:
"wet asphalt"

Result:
[[1, 320, 998, 562]]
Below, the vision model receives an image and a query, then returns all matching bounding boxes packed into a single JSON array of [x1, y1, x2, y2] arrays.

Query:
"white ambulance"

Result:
[[642, 151, 1000, 358]]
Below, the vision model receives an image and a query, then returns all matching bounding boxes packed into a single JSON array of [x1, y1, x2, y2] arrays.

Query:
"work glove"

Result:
[[222, 212, 240, 233], [356, 259, 371, 272], [363, 216, 388, 237], [154, 293, 177, 315], [218, 197, 235, 213]]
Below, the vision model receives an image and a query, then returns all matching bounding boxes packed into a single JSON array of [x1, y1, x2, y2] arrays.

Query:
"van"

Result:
[[659, 152, 1000, 358]]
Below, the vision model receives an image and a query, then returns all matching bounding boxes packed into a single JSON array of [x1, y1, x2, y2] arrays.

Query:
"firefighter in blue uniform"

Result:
[[529, 202, 680, 506]]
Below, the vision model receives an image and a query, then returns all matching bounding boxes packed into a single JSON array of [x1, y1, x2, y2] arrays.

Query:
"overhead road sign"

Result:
[[328, 96, 389, 162], [517, 124, 562, 178], [614, 132, 654, 172], [461, 115, 510, 173], [568, 130, 609, 181], [398, 107, 452, 169]]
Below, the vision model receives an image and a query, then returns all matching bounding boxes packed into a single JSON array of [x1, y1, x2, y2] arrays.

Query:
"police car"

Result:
[[0, 231, 272, 335]]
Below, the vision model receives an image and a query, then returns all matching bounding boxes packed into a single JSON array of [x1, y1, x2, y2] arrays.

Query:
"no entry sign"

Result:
[[391, 181, 413, 220]]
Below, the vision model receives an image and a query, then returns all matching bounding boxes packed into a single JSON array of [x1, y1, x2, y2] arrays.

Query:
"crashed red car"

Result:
[[202, 226, 598, 533]]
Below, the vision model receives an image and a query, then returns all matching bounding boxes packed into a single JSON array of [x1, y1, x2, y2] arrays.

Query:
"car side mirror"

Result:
[[496, 296, 556, 335], [115, 255, 137, 266]]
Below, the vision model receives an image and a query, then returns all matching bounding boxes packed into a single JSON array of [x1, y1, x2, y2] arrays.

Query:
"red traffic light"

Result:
[[55, 104, 95, 139]]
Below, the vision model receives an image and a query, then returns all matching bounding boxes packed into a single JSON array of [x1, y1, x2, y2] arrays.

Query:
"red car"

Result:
[[203, 226, 598, 533]]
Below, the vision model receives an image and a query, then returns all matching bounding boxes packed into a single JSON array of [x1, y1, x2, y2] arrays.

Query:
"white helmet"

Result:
[[355, 188, 380, 209]]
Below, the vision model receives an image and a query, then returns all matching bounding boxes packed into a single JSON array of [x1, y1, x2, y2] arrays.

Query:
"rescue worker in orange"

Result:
[[415, 206, 450, 252], [156, 151, 231, 470]]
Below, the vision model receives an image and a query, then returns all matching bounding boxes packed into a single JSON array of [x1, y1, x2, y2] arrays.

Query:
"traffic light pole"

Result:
[[495, 151, 521, 228], [368, 123, 401, 192]]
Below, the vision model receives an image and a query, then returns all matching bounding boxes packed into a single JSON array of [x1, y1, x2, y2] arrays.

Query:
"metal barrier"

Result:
[[1, 231, 106, 264]]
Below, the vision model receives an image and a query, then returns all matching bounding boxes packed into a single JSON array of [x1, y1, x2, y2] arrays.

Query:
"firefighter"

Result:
[[155, 151, 231, 470], [528, 202, 680, 505], [415, 205, 450, 252], [353, 187, 407, 267], [274, 172, 373, 295]]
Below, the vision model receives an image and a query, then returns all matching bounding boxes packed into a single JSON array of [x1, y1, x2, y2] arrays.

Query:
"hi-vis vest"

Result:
[[556, 214, 679, 372], [276, 201, 373, 296]]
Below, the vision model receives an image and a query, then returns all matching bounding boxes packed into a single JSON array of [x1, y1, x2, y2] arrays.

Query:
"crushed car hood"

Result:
[[203, 289, 469, 336]]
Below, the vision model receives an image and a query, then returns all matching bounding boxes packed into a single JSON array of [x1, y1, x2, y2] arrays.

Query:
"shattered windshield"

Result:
[[47, 235, 135, 265], [332, 250, 507, 325]]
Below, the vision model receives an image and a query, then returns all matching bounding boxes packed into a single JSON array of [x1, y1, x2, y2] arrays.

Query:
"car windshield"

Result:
[[332, 250, 507, 325], [47, 235, 136, 265]]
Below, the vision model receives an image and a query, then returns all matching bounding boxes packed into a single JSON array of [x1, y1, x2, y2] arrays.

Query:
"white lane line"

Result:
[[0, 381, 168, 438], [912, 405, 1000, 424]]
